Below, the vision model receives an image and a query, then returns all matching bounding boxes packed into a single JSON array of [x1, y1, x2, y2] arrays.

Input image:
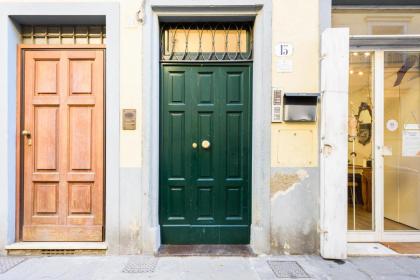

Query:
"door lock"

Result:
[[192, 142, 198, 149], [22, 130, 32, 146]]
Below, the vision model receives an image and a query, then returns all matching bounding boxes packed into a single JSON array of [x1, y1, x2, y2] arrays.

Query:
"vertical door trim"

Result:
[[16, 45, 106, 242], [374, 50, 385, 241]]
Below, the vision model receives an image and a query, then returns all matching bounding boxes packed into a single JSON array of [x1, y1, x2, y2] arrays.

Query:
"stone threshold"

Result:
[[346, 242, 420, 257], [158, 245, 256, 257], [5, 242, 108, 256]]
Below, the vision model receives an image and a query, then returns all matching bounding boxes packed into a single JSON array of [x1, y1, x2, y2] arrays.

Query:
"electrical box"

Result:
[[271, 88, 283, 122], [283, 93, 319, 122]]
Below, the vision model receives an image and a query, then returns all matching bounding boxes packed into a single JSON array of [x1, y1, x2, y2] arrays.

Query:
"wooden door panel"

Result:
[[35, 60, 59, 94], [196, 113, 214, 178], [34, 107, 59, 171], [69, 107, 93, 170], [22, 49, 104, 241], [160, 65, 251, 244], [225, 112, 243, 178], [161, 68, 191, 226], [70, 60, 93, 94]]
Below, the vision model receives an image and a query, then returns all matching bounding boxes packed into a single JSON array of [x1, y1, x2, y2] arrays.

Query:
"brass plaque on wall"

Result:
[[123, 109, 136, 130]]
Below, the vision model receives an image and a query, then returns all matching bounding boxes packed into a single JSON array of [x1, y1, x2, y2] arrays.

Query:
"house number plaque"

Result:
[[123, 109, 136, 130]]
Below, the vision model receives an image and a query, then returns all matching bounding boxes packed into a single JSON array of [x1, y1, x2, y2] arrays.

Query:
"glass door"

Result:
[[348, 49, 420, 242], [347, 51, 377, 241], [383, 51, 420, 236]]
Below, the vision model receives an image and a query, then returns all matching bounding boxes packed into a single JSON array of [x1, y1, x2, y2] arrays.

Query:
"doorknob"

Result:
[[201, 140, 211, 149], [192, 142, 198, 149], [22, 130, 31, 136], [22, 130, 32, 146]]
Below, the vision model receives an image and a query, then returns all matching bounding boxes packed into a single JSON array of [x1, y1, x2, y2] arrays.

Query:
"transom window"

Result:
[[160, 22, 253, 62]]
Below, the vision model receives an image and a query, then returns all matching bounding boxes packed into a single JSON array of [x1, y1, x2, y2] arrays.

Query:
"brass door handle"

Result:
[[22, 130, 32, 146], [22, 130, 31, 137], [192, 142, 198, 149], [201, 140, 211, 149]]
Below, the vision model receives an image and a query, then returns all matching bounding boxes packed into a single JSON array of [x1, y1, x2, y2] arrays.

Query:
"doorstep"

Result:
[[158, 245, 256, 257], [5, 242, 108, 256], [348, 242, 400, 257]]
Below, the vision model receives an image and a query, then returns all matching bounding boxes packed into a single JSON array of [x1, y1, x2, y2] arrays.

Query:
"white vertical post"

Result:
[[320, 28, 349, 259], [374, 51, 384, 240]]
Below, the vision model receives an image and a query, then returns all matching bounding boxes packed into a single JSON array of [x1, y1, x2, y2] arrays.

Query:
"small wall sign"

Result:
[[276, 59, 293, 73], [386, 119, 398, 132], [402, 129, 420, 157], [275, 43, 293, 57], [123, 109, 136, 130]]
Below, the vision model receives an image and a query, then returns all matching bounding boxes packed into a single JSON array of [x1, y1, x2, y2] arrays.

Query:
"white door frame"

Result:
[[348, 47, 420, 243]]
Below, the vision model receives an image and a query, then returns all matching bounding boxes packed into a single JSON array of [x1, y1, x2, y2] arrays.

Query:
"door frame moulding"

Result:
[[0, 3, 120, 254], [15, 44, 106, 242], [141, 0, 272, 254]]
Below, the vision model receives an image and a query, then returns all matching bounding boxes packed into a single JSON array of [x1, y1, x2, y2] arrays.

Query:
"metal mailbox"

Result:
[[283, 93, 319, 122]]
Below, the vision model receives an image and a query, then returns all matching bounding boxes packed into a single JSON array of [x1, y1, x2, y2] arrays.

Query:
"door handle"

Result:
[[22, 130, 31, 136], [22, 130, 32, 146], [201, 140, 211, 149], [192, 142, 198, 149]]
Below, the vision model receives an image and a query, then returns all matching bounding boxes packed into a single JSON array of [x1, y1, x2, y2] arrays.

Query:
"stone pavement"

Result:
[[1, 255, 420, 280]]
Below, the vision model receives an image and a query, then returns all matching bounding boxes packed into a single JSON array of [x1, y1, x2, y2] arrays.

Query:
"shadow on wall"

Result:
[[270, 168, 320, 254]]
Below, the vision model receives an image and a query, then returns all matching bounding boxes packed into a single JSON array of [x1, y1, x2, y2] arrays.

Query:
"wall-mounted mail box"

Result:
[[283, 93, 319, 122]]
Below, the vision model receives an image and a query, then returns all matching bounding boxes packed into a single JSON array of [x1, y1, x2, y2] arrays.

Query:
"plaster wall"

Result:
[[270, 0, 321, 254], [0, 0, 326, 255]]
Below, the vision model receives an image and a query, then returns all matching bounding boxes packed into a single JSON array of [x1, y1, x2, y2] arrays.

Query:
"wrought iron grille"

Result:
[[160, 22, 253, 62], [21, 25, 106, 45]]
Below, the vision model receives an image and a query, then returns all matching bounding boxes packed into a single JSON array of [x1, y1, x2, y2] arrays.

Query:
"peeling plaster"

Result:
[[270, 169, 309, 199], [270, 167, 319, 254]]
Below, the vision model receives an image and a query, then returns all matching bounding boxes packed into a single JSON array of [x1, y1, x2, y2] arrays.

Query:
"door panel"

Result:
[[160, 65, 251, 244], [22, 49, 104, 241]]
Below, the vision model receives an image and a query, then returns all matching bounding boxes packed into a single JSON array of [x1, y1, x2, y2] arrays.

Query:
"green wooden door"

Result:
[[160, 64, 252, 244]]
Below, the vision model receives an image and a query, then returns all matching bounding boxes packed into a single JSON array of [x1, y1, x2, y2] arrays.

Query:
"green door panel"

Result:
[[160, 64, 252, 244]]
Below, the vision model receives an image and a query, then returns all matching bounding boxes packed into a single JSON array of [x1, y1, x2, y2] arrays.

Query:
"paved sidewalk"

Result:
[[1, 255, 420, 280]]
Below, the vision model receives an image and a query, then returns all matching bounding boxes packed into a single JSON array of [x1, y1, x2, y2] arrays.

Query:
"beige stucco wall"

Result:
[[271, 0, 320, 168], [333, 10, 420, 35], [269, 0, 321, 255]]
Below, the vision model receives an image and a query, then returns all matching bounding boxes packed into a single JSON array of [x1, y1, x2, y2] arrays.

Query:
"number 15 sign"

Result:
[[275, 43, 293, 57]]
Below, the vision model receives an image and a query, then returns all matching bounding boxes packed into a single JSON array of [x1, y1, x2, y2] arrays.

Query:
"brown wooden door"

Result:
[[21, 49, 104, 241]]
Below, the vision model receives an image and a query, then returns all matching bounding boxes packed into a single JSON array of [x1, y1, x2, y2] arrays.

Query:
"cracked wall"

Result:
[[270, 168, 320, 254]]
